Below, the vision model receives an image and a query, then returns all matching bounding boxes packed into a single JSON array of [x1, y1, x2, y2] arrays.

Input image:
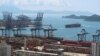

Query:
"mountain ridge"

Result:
[[0, 4, 93, 15]]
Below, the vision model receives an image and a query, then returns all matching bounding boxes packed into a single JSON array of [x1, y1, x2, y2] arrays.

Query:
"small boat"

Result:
[[65, 23, 81, 28]]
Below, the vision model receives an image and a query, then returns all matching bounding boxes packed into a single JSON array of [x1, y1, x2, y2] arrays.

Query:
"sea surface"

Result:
[[0, 13, 100, 41]]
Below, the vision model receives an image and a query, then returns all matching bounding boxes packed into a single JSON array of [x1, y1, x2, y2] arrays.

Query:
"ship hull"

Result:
[[65, 23, 81, 28]]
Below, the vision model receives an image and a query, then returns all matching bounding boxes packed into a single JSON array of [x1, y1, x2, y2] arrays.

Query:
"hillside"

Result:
[[63, 14, 100, 22]]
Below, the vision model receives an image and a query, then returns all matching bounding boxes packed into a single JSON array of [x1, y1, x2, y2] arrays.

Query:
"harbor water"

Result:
[[0, 13, 100, 41]]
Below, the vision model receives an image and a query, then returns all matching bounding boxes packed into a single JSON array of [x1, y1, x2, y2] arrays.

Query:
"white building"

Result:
[[0, 41, 11, 56], [64, 52, 89, 56], [14, 50, 59, 56], [91, 42, 100, 56]]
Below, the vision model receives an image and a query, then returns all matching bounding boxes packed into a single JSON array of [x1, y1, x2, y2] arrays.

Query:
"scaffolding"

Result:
[[3, 12, 13, 37]]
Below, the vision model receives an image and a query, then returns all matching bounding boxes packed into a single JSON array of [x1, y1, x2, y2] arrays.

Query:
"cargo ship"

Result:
[[65, 23, 81, 28]]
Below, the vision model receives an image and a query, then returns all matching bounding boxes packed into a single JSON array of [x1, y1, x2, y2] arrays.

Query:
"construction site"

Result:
[[0, 12, 100, 56]]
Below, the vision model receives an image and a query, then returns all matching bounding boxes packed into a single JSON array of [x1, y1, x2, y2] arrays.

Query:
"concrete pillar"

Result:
[[37, 29, 40, 37], [47, 30, 50, 37], [31, 29, 34, 38], [1, 29, 5, 36], [34, 29, 37, 38], [44, 30, 46, 37]]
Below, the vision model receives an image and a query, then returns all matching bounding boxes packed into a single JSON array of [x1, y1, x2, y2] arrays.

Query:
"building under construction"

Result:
[[0, 12, 43, 37], [0, 12, 100, 56]]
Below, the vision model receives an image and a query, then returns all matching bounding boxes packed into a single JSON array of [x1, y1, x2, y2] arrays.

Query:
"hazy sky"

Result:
[[0, 0, 100, 14]]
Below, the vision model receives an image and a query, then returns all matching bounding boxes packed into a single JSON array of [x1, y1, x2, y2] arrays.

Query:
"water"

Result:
[[42, 13, 100, 41], [0, 13, 100, 41]]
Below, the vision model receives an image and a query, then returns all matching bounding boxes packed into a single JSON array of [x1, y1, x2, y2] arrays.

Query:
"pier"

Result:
[[0, 12, 100, 56], [43, 25, 57, 38], [77, 29, 89, 42], [92, 30, 100, 42]]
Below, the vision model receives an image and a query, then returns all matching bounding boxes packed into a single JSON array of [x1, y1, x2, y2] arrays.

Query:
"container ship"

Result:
[[65, 23, 81, 28]]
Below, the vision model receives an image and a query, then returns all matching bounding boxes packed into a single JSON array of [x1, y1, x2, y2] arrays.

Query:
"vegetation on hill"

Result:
[[85, 14, 100, 21], [63, 14, 100, 22]]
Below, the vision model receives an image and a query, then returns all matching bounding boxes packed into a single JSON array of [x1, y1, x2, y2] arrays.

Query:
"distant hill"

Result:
[[62, 14, 89, 19], [85, 14, 100, 21], [0, 4, 93, 15], [31, 10, 93, 15], [63, 14, 100, 22], [0, 4, 94, 18], [0, 4, 21, 13], [60, 11, 93, 15]]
